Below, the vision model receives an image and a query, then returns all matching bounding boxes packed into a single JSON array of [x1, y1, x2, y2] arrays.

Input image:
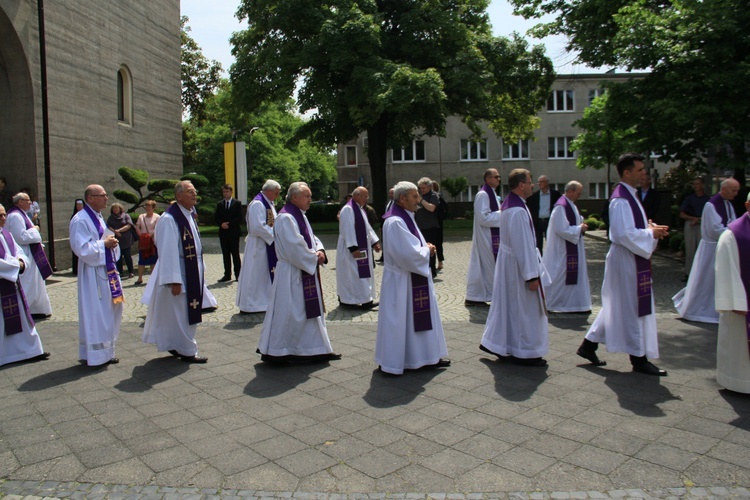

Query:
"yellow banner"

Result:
[[223, 142, 236, 190]]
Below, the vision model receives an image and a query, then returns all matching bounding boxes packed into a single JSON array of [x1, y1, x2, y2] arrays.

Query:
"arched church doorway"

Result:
[[0, 6, 38, 195]]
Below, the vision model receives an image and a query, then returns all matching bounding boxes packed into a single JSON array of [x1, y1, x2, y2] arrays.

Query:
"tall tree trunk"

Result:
[[367, 114, 389, 216]]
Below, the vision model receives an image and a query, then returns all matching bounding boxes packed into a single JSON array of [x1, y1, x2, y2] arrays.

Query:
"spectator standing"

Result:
[[107, 203, 135, 279], [637, 171, 661, 221], [526, 175, 561, 256], [134, 200, 160, 285], [214, 184, 242, 282], [414, 177, 441, 278], [678, 177, 710, 278]]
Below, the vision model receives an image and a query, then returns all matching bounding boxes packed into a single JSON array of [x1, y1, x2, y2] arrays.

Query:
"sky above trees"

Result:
[[180, 0, 590, 75]]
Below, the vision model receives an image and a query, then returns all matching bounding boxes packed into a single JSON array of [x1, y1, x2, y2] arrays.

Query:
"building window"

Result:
[[392, 140, 425, 163], [547, 90, 574, 112], [589, 182, 607, 199], [460, 139, 487, 161], [502, 139, 529, 160], [117, 65, 133, 125], [588, 88, 605, 106], [345, 145, 357, 165], [548, 137, 576, 159]]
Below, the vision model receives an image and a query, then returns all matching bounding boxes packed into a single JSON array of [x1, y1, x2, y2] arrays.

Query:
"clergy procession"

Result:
[[1, 158, 749, 395]]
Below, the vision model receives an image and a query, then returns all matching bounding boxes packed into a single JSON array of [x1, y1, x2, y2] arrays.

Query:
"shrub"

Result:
[[669, 231, 684, 252]]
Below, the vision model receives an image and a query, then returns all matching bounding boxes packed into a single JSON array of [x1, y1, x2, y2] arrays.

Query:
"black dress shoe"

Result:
[[218, 276, 231, 283], [576, 347, 607, 366], [92, 357, 119, 368], [168, 350, 180, 357], [434, 358, 451, 367], [512, 356, 547, 367], [465, 300, 489, 307], [327, 352, 343, 360], [29, 352, 50, 362], [632, 361, 667, 376], [180, 354, 208, 363], [360, 301, 378, 309], [479, 344, 507, 359]]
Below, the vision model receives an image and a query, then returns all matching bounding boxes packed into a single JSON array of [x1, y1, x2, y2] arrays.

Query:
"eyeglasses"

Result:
[[185, 189, 199, 195], [0, 214, 6, 218]]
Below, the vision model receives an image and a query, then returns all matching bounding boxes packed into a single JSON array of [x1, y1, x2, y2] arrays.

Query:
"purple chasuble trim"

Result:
[[709, 193, 730, 227], [383, 204, 433, 332], [166, 204, 203, 325], [0, 230, 35, 335], [728, 213, 750, 356], [7, 206, 52, 280], [611, 183, 652, 317], [481, 184, 500, 260], [555, 196, 579, 285], [254, 192, 278, 282], [347, 198, 371, 279], [279, 203, 322, 319], [82, 204, 124, 304]]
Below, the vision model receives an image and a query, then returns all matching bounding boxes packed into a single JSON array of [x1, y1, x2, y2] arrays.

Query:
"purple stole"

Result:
[[7, 206, 53, 280], [347, 198, 371, 278], [82, 204, 124, 305], [501, 192, 535, 239], [709, 193, 731, 226], [555, 196, 579, 285], [481, 184, 500, 260], [254, 192, 278, 282], [166, 204, 203, 325], [279, 203, 322, 319], [0, 230, 35, 335], [383, 204, 433, 332], [611, 183, 652, 317], [728, 214, 750, 355]]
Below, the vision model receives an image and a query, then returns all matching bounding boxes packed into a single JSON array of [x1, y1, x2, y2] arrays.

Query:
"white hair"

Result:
[[417, 177, 432, 187], [262, 179, 281, 192], [394, 181, 418, 201], [565, 181, 582, 193], [286, 182, 309, 202]]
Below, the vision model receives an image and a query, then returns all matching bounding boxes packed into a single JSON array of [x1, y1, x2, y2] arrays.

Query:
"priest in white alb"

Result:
[[6, 192, 52, 317], [0, 203, 49, 366], [257, 182, 340, 363], [465, 168, 502, 307], [237, 179, 281, 313], [375, 181, 449, 375], [674, 178, 739, 323], [541, 180, 591, 313], [480, 169, 549, 366], [578, 153, 670, 375], [336, 187, 381, 309], [142, 181, 208, 363], [715, 192, 750, 394], [69, 185, 123, 367]]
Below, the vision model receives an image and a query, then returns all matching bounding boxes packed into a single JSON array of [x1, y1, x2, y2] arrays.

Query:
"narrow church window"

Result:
[[117, 66, 133, 125]]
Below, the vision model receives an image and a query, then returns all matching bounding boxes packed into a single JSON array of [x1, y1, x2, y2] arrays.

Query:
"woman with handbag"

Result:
[[134, 200, 160, 285]]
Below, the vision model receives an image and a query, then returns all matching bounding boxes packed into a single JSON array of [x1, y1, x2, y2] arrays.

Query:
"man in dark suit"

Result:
[[215, 184, 243, 282], [637, 171, 660, 222], [525, 174, 561, 256]]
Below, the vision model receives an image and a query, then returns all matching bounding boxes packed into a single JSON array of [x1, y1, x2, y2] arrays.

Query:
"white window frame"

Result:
[[502, 139, 530, 160], [547, 89, 575, 112], [548, 136, 576, 159], [345, 145, 357, 166], [588, 182, 607, 199], [392, 140, 426, 163], [460, 139, 487, 161]]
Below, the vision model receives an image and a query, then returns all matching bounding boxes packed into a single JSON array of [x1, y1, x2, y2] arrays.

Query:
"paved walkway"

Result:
[[1, 233, 749, 499]]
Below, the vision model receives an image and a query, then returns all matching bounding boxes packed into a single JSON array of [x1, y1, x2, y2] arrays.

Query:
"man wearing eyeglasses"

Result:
[[465, 168, 503, 307], [142, 181, 208, 363], [70, 185, 123, 367]]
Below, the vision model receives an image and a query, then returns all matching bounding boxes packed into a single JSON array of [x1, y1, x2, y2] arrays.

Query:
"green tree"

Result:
[[181, 16, 222, 122], [113, 167, 208, 213], [569, 92, 639, 190], [183, 82, 337, 202], [512, 0, 750, 182], [441, 176, 469, 201], [230, 0, 554, 212]]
